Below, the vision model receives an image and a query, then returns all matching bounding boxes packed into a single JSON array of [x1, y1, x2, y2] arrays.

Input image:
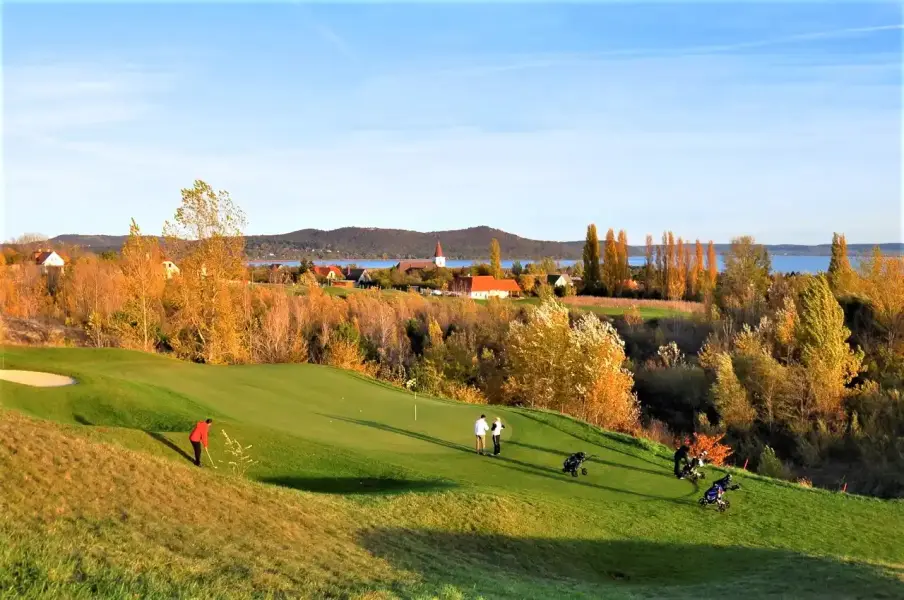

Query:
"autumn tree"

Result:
[[0, 261, 50, 319], [718, 236, 771, 319], [828, 233, 855, 296], [582, 224, 601, 292], [711, 351, 756, 430], [489, 238, 502, 280], [163, 180, 248, 364], [504, 300, 573, 411], [858, 247, 904, 356], [794, 275, 862, 420], [652, 234, 664, 295], [691, 239, 704, 300], [568, 312, 639, 432], [616, 230, 629, 292], [665, 232, 684, 300], [119, 219, 165, 351], [504, 301, 638, 431], [602, 228, 620, 295], [60, 254, 126, 347], [674, 237, 688, 300], [644, 235, 655, 296], [706, 241, 718, 291]]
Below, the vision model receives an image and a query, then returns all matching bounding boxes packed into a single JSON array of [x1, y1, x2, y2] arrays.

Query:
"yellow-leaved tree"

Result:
[[504, 300, 638, 432], [794, 275, 863, 420], [858, 247, 904, 356], [489, 238, 502, 280], [163, 180, 247, 364], [118, 219, 165, 351], [60, 253, 126, 347]]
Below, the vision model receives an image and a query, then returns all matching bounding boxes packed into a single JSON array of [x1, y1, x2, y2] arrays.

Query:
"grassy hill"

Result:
[[1, 347, 903, 599]]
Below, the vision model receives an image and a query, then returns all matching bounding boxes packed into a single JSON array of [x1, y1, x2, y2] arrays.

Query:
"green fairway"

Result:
[[1, 346, 902, 599]]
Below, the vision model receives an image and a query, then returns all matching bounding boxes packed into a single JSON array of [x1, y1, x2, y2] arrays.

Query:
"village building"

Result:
[[450, 275, 522, 300], [162, 260, 180, 279], [547, 274, 573, 288], [311, 265, 344, 282], [32, 250, 65, 273], [344, 267, 373, 287], [396, 240, 445, 273]]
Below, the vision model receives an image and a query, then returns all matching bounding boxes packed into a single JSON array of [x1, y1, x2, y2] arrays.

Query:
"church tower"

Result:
[[433, 240, 446, 268]]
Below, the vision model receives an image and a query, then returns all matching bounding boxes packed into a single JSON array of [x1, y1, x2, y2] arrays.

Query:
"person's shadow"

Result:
[[145, 431, 194, 464]]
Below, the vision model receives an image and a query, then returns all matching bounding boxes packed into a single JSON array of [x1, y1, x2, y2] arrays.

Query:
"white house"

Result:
[[450, 275, 522, 300], [33, 251, 65, 273], [162, 260, 180, 279], [547, 274, 573, 288]]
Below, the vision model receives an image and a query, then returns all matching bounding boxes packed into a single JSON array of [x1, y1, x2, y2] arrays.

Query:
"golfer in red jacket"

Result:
[[189, 419, 212, 467]]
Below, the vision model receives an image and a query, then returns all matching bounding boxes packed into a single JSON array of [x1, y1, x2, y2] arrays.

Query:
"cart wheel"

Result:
[[571, 470, 578, 477], [562, 468, 568, 473], [698, 498, 706, 507], [581, 468, 588, 476], [700, 473, 706, 480]]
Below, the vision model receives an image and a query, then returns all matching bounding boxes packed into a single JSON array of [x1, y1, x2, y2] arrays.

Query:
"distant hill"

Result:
[[48, 227, 903, 260]]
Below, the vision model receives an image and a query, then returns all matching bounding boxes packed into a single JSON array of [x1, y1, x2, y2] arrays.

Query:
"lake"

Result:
[[250, 255, 839, 274]]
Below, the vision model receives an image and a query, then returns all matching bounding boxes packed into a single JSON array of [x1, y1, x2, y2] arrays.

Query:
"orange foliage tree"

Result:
[[683, 433, 733, 466]]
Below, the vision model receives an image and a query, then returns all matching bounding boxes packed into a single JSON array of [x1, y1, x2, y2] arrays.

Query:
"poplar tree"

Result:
[[706, 241, 718, 290], [602, 228, 620, 295], [692, 239, 705, 299], [489, 238, 502, 279], [582, 224, 601, 292], [828, 233, 855, 296], [617, 230, 629, 291], [644, 235, 655, 296]]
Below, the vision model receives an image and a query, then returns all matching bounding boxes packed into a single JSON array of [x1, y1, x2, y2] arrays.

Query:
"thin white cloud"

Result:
[[313, 22, 357, 61], [432, 23, 904, 78]]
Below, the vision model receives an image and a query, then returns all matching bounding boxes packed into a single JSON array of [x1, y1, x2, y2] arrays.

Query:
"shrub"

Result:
[[684, 432, 733, 466], [757, 445, 791, 480]]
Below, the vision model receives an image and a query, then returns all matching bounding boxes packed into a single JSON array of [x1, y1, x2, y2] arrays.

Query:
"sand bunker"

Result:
[[0, 370, 76, 387]]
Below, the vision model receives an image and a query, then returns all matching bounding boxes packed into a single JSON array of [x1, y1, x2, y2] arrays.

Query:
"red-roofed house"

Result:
[[312, 265, 344, 282], [451, 275, 522, 300], [32, 250, 65, 273]]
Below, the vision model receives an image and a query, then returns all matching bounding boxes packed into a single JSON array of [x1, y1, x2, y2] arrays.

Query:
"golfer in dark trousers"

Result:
[[189, 418, 212, 467], [491, 417, 505, 456]]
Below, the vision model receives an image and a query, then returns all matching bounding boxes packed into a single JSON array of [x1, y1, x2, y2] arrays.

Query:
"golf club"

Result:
[[205, 446, 218, 469]]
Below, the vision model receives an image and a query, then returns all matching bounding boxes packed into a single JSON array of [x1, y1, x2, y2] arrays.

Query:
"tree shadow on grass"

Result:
[[359, 528, 904, 597], [262, 476, 456, 496], [145, 431, 194, 464], [515, 411, 669, 470], [326, 415, 696, 505], [508, 439, 674, 480]]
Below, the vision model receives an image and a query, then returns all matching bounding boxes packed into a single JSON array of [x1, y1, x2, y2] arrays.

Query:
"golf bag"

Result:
[[562, 452, 590, 477], [680, 455, 707, 482], [698, 473, 740, 512]]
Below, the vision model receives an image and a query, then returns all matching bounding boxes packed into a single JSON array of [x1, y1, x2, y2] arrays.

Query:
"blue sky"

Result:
[[4, 2, 902, 244]]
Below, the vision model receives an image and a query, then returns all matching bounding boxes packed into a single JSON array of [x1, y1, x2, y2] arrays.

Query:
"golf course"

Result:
[[1, 346, 903, 599]]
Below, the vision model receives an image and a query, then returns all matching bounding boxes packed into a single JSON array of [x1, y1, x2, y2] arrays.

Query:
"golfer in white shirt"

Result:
[[474, 414, 489, 455]]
